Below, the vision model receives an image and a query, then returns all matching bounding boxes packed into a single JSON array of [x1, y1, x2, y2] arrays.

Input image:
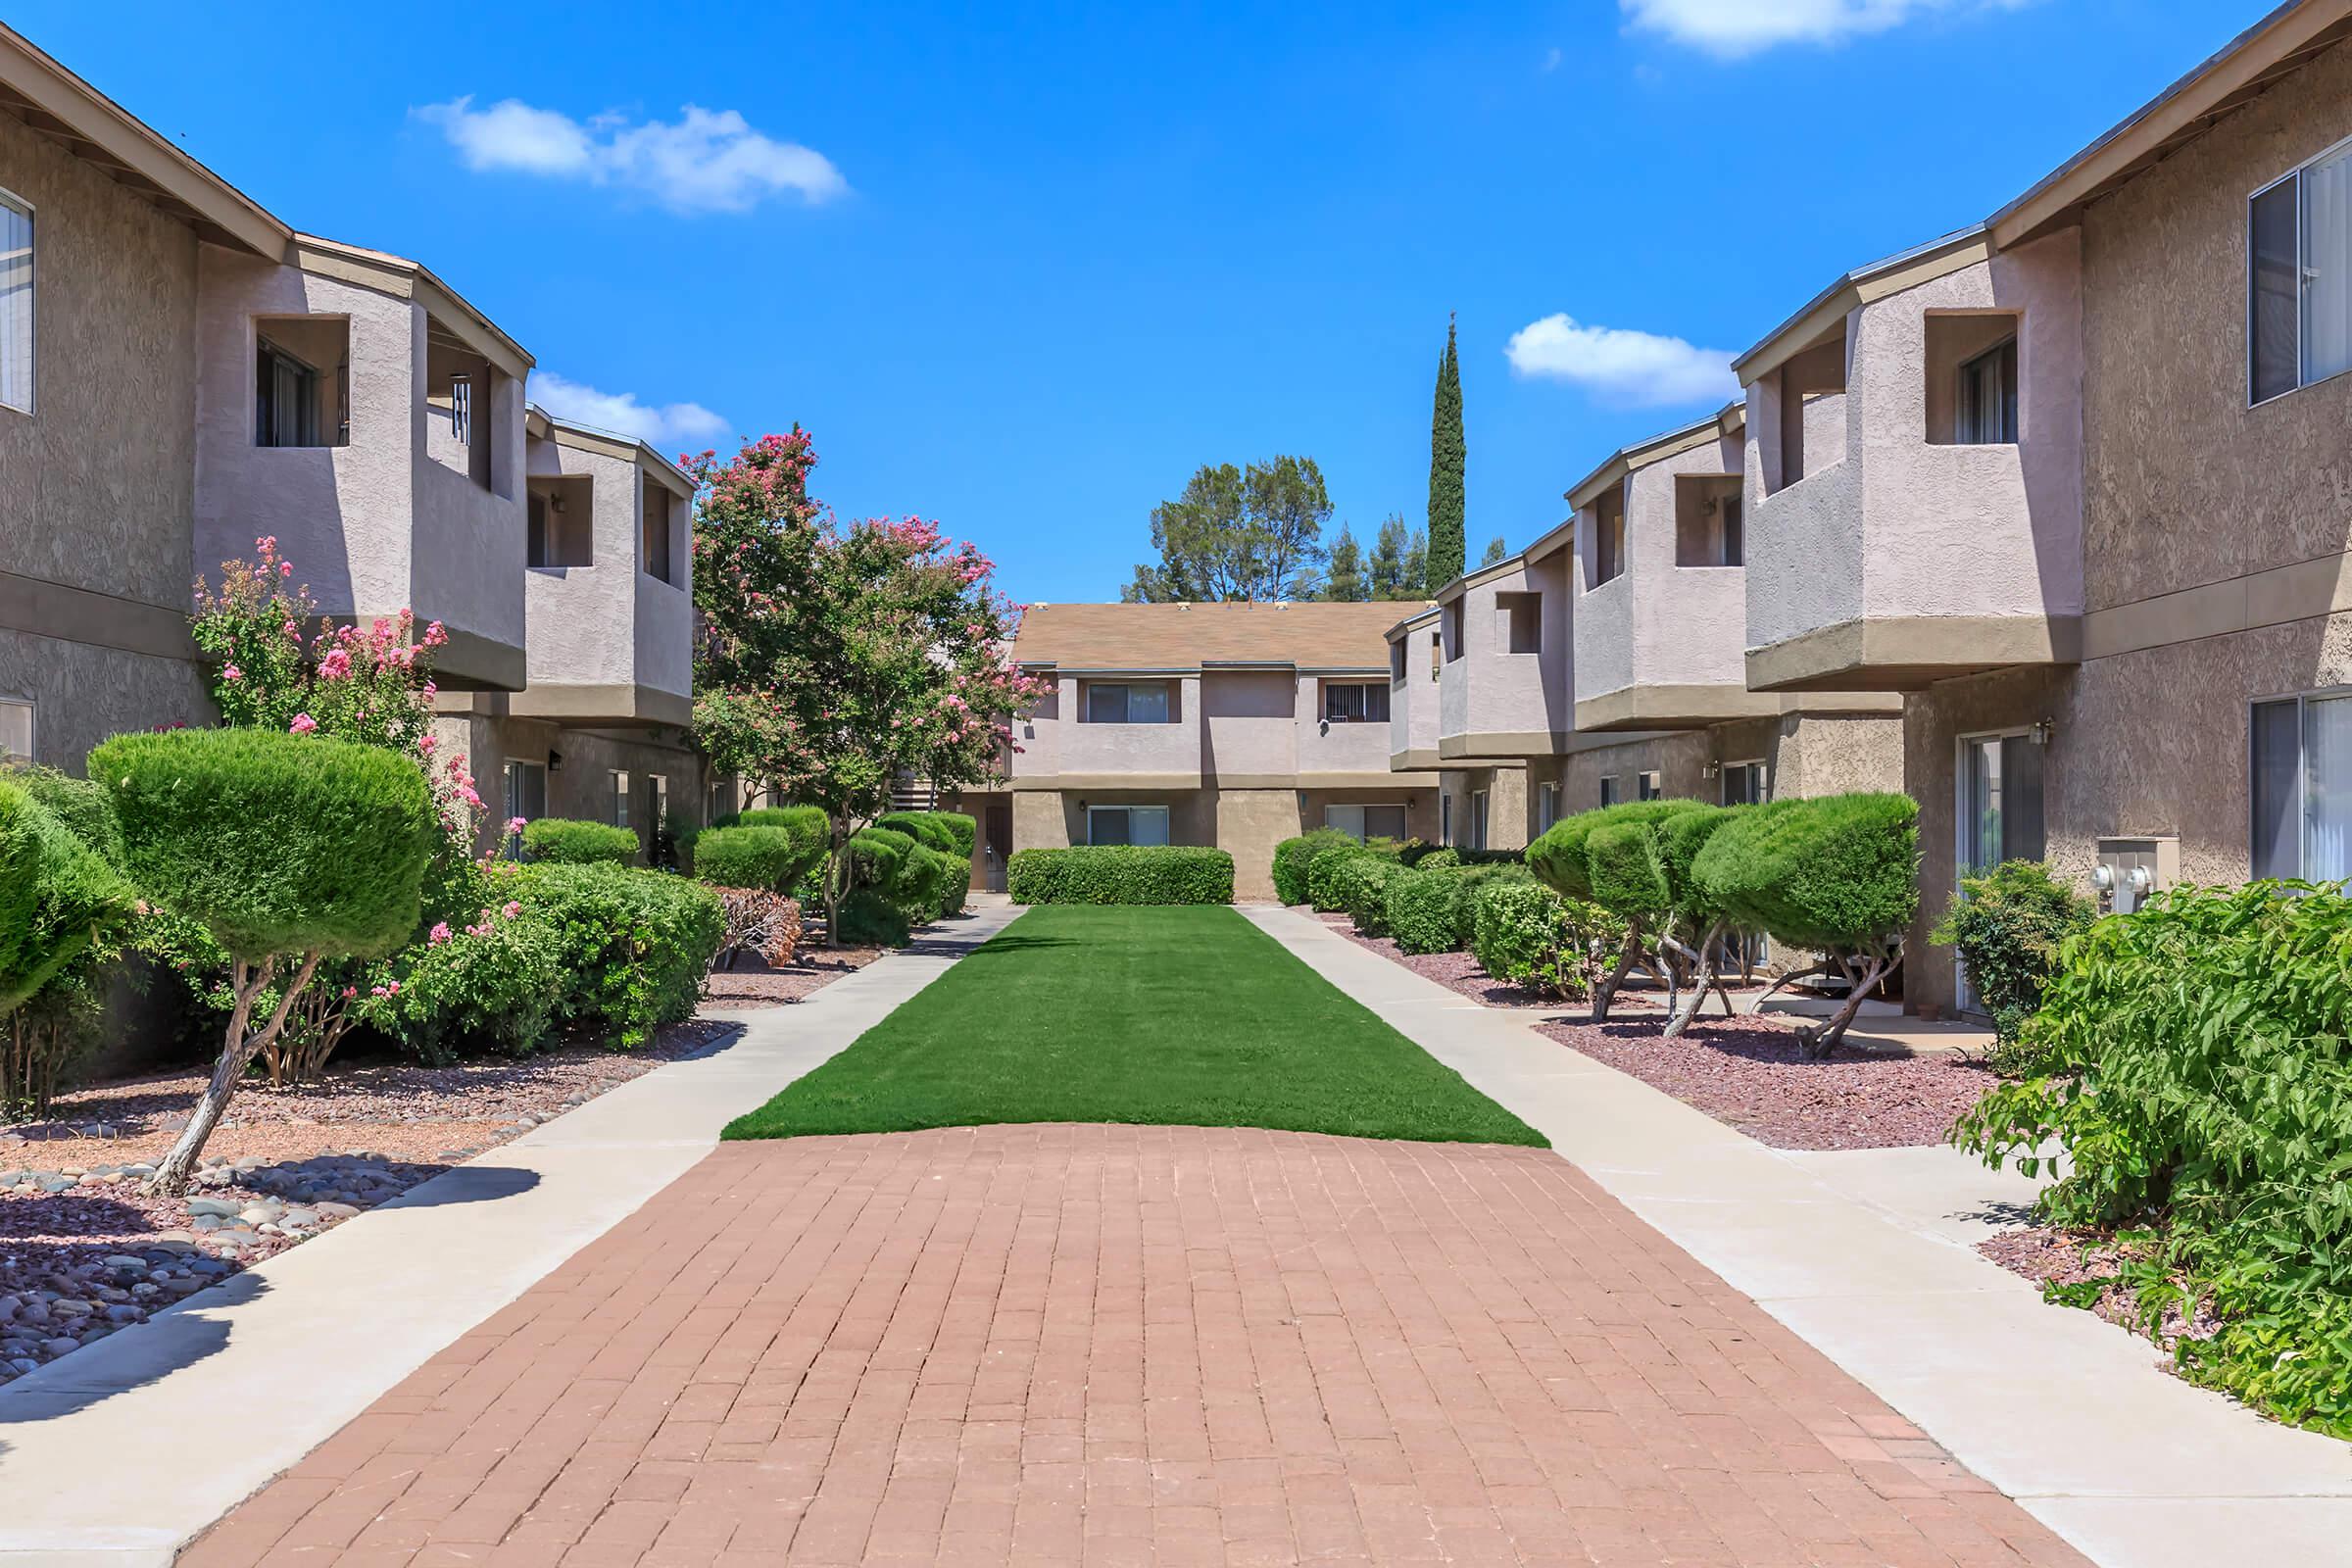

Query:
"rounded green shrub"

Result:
[[1691, 793, 1919, 953], [693, 824, 825, 892], [1337, 857, 1407, 937], [1006, 846, 1234, 906], [1470, 877, 1622, 999], [1308, 841, 1393, 913], [1411, 847, 1460, 871], [511, 861, 724, 1048], [1526, 799, 1706, 904], [1931, 858, 2095, 1067], [520, 817, 641, 865], [365, 913, 563, 1062], [89, 728, 433, 963], [1, 779, 133, 1018], [1272, 829, 1353, 906], [1385, 867, 1473, 956], [4, 764, 126, 870]]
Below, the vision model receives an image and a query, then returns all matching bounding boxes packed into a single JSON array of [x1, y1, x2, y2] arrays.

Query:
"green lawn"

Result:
[[722, 905, 1545, 1146]]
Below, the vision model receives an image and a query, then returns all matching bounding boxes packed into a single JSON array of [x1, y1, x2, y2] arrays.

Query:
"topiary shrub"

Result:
[[510, 861, 724, 1048], [521, 817, 641, 865], [1385, 867, 1464, 956], [1006, 846, 1234, 906], [1692, 792, 1920, 1056], [1470, 878, 1623, 1000], [1271, 829, 1352, 906], [1528, 799, 1710, 1020], [4, 763, 127, 871], [1, 779, 132, 1022], [1411, 847, 1461, 871], [1931, 858, 2095, 1073], [692, 824, 826, 893], [89, 728, 434, 1192], [874, 811, 976, 918]]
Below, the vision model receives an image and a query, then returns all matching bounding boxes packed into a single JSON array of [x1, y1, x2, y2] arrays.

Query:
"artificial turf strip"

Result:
[[722, 905, 1547, 1148]]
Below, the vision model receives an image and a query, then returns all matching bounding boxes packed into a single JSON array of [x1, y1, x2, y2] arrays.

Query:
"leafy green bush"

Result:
[[1384, 863, 1528, 956], [1931, 859, 2095, 1071], [1955, 881, 2352, 1436], [364, 914, 563, 1062], [1308, 840, 1398, 913], [1412, 847, 1460, 871], [1470, 878, 1623, 1000], [1006, 846, 1235, 906], [1272, 829, 1353, 906], [1, 780, 133, 1020], [4, 764, 127, 870], [874, 812, 975, 917], [521, 817, 641, 865], [692, 824, 827, 893], [510, 862, 724, 1048], [1337, 857, 1407, 937]]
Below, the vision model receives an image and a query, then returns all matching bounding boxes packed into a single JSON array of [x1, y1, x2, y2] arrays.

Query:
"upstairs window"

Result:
[[2252, 143, 2352, 405], [1085, 682, 1172, 723], [1675, 476, 1745, 567], [643, 475, 678, 585], [0, 189, 29, 415], [1496, 592, 1542, 654], [254, 318, 349, 448], [1390, 640, 1406, 681], [1591, 491, 1626, 586], [527, 479, 593, 568], [1323, 681, 1390, 723], [1442, 602, 1465, 662], [1955, 340, 2019, 444]]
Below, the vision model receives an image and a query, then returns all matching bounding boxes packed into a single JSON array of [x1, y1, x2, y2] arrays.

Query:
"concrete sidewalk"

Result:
[[0, 902, 1021, 1568], [1246, 906, 2352, 1568]]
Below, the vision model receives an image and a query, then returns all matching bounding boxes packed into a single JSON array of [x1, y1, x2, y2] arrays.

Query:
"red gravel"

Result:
[[1979, 1225, 2222, 1350], [701, 946, 882, 1008], [1538, 1013, 1999, 1151]]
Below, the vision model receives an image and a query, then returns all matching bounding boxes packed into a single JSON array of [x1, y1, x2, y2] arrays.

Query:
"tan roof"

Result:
[[1013, 601, 1429, 672]]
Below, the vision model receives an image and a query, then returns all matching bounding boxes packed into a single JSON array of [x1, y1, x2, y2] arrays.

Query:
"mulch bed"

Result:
[[701, 946, 884, 1007], [1538, 1014, 1999, 1151], [1979, 1225, 2222, 1352]]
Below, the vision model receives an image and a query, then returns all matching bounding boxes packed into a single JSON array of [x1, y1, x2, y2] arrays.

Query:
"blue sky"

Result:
[[17, 2, 2259, 603]]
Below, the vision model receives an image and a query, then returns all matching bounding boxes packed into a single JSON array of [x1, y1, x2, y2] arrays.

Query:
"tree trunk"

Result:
[[1794, 950, 1893, 1060], [147, 952, 320, 1197], [1749, 957, 1834, 1014], [1590, 923, 1645, 1023], [1663, 920, 1731, 1039], [823, 814, 847, 950]]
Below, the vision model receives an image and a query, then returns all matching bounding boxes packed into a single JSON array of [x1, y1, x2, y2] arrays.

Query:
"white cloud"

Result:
[[532, 372, 729, 448], [416, 97, 846, 214], [1503, 315, 1739, 407], [1620, 0, 2025, 57]]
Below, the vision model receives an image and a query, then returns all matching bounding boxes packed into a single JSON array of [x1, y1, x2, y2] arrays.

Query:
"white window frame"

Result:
[[1086, 804, 1170, 847], [1721, 759, 1770, 808], [2251, 685, 2352, 881], [611, 768, 632, 830], [2249, 133, 2352, 408], [0, 184, 31, 416], [0, 693, 32, 762], [1326, 803, 1408, 843], [503, 758, 547, 825]]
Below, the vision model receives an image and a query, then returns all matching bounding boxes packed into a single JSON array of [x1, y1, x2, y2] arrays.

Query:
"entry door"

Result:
[[983, 804, 1012, 893], [1955, 732, 2046, 1010]]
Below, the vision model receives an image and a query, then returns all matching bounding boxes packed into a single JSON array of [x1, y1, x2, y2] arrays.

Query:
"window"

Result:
[[1638, 770, 1661, 801], [1675, 476, 1745, 567], [2253, 692, 2352, 880], [528, 479, 593, 568], [643, 476, 677, 585], [1598, 776, 1620, 808], [1955, 339, 2019, 444], [0, 695, 30, 761], [1428, 629, 1442, 680], [0, 189, 28, 414], [1443, 602, 1465, 662], [1088, 805, 1169, 846], [1441, 794, 1453, 846], [612, 769, 632, 830], [1390, 640, 1406, 681], [1722, 495, 1742, 568], [1537, 782, 1560, 833], [1470, 790, 1490, 850], [1722, 760, 1770, 807], [1957, 734, 2045, 876], [1496, 592, 1541, 654], [2252, 143, 2352, 404], [256, 328, 348, 449], [1327, 804, 1408, 842], [1086, 683, 1171, 723], [1592, 491, 1626, 586], [1323, 682, 1391, 723], [504, 759, 547, 823]]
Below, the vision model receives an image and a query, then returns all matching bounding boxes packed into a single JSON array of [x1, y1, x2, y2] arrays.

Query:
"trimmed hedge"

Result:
[[1308, 840, 1400, 913], [4, 764, 126, 871], [1337, 857, 1408, 938], [876, 810, 975, 917], [1526, 799, 1707, 904], [1, 779, 133, 1018], [1385, 862, 1531, 956], [1690, 793, 1919, 952], [1470, 878, 1622, 1000], [520, 817, 641, 865], [1272, 829, 1353, 906], [692, 824, 827, 894], [89, 728, 434, 964], [1007, 846, 1234, 906], [509, 861, 724, 1049]]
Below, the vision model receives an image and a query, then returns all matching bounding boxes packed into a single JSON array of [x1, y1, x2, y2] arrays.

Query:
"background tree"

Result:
[[1367, 515, 1406, 600], [1481, 536, 1508, 567], [1323, 524, 1368, 601], [1426, 315, 1466, 587], [1122, 456, 1332, 602], [690, 431, 1040, 941], [1401, 527, 1430, 599]]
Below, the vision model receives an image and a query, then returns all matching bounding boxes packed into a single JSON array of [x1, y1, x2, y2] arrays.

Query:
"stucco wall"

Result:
[[0, 115, 199, 612], [432, 712, 705, 857], [1579, 431, 1749, 704], [0, 628, 211, 771], [1562, 733, 1712, 811], [2081, 35, 2352, 612], [1297, 674, 1393, 775], [1389, 620, 1441, 761], [523, 438, 636, 688], [1200, 669, 1297, 778], [408, 350, 525, 657], [195, 249, 416, 619], [1744, 429, 1865, 655], [1437, 555, 1567, 751], [1217, 787, 1299, 901], [1054, 674, 1202, 777]]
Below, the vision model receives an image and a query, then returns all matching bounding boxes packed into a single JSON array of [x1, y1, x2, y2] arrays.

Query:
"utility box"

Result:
[[2093, 836, 2180, 915]]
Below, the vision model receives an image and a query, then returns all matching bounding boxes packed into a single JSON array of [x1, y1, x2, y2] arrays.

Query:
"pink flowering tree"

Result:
[[689, 431, 1043, 941]]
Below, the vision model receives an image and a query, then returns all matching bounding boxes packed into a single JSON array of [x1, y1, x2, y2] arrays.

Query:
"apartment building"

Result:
[[966, 601, 1439, 899], [0, 24, 707, 853]]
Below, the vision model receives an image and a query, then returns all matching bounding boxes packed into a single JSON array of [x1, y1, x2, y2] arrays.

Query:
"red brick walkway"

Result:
[[184, 1125, 2086, 1566]]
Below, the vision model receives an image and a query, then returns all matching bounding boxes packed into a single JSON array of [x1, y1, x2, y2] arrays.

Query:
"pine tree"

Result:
[[1402, 527, 1430, 599], [1368, 514, 1408, 600], [1481, 536, 1508, 566], [1323, 523, 1368, 601], [1426, 314, 1467, 587]]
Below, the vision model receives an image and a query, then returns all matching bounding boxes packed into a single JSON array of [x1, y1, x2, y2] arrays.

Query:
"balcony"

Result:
[[506, 412, 696, 728], [1386, 608, 1442, 772], [1735, 227, 2083, 692], [1568, 407, 1788, 730], [1432, 552, 1569, 760], [194, 234, 533, 690]]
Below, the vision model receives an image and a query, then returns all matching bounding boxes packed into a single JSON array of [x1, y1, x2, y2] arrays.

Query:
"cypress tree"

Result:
[[1426, 314, 1467, 587]]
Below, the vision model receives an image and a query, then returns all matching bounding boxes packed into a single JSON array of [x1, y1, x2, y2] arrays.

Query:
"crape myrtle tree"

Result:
[[688, 429, 1041, 943]]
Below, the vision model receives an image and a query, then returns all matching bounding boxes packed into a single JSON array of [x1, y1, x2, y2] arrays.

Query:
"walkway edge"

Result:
[[1243, 906, 2352, 1568], [0, 903, 1022, 1567]]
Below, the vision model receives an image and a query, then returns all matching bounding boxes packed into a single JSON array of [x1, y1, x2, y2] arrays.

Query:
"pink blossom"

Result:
[[289, 713, 318, 735], [317, 648, 352, 681], [502, 901, 521, 919], [341, 985, 359, 1000], [280, 562, 294, 577], [221, 664, 243, 682], [428, 921, 452, 946], [506, 816, 528, 835], [370, 984, 391, 999]]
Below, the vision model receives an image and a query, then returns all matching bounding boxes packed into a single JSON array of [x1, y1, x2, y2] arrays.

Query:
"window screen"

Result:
[[0, 192, 27, 414]]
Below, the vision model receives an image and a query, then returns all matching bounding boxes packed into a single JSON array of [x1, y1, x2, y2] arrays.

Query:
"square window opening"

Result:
[[1084, 682, 1173, 724], [1591, 491, 1626, 587], [1495, 591, 1542, 654], [254, 317, 350, 448], [1674, 475, 1745, 567], [642, 474, 679, 585], [1927, 315, 2021, 444], [425, 321, 497, 490], [1769, 334, 1847, 493], [527, 477, 595, 568], [1088, 805, 1170, 846], [1323, 681, 1390, 723], [0, 189, 29, 415], [2252, 145, 2352, 404]]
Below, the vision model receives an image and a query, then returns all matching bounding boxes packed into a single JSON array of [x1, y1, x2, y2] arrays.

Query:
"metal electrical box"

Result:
[[2093, 836, 2180, 914]]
